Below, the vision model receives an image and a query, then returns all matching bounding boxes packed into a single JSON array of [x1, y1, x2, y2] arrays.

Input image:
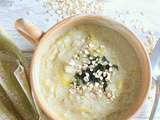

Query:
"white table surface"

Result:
[[0, 0, 160, 120]]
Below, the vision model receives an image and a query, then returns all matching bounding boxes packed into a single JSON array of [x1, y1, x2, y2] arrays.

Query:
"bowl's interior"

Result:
[[31, 16, 151, 120]]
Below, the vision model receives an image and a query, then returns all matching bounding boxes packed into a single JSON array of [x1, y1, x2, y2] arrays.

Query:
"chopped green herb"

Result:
[[112, 64, 119, 70], [103, 81, 108, 92], [73, 54, 118, 92]]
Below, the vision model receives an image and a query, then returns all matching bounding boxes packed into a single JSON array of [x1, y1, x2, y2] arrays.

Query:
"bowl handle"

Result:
[[15, 18, 44, 45]]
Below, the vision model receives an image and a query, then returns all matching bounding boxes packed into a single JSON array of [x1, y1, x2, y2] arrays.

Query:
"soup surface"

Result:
[[38, 24, 141, 120]]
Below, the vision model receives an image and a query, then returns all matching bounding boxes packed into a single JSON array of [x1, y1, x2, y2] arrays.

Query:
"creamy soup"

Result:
[[38, 24, 141, 120]]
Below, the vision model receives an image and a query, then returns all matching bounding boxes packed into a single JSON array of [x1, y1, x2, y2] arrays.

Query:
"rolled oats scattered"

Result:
[[67, 42, 118, 101]]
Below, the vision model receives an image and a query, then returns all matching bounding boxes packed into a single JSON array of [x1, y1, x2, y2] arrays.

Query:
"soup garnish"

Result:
[[65, 42, 118, 101]]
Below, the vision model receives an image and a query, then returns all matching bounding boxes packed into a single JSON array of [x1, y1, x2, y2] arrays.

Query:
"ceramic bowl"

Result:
[[15, 15, 151, 120]]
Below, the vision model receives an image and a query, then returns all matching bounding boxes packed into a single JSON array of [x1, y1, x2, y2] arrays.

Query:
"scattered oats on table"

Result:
[[40, 0, 105, 20]]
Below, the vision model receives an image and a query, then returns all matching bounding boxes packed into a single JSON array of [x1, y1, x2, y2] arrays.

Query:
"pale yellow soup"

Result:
[[38, 24, 141, 120]]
